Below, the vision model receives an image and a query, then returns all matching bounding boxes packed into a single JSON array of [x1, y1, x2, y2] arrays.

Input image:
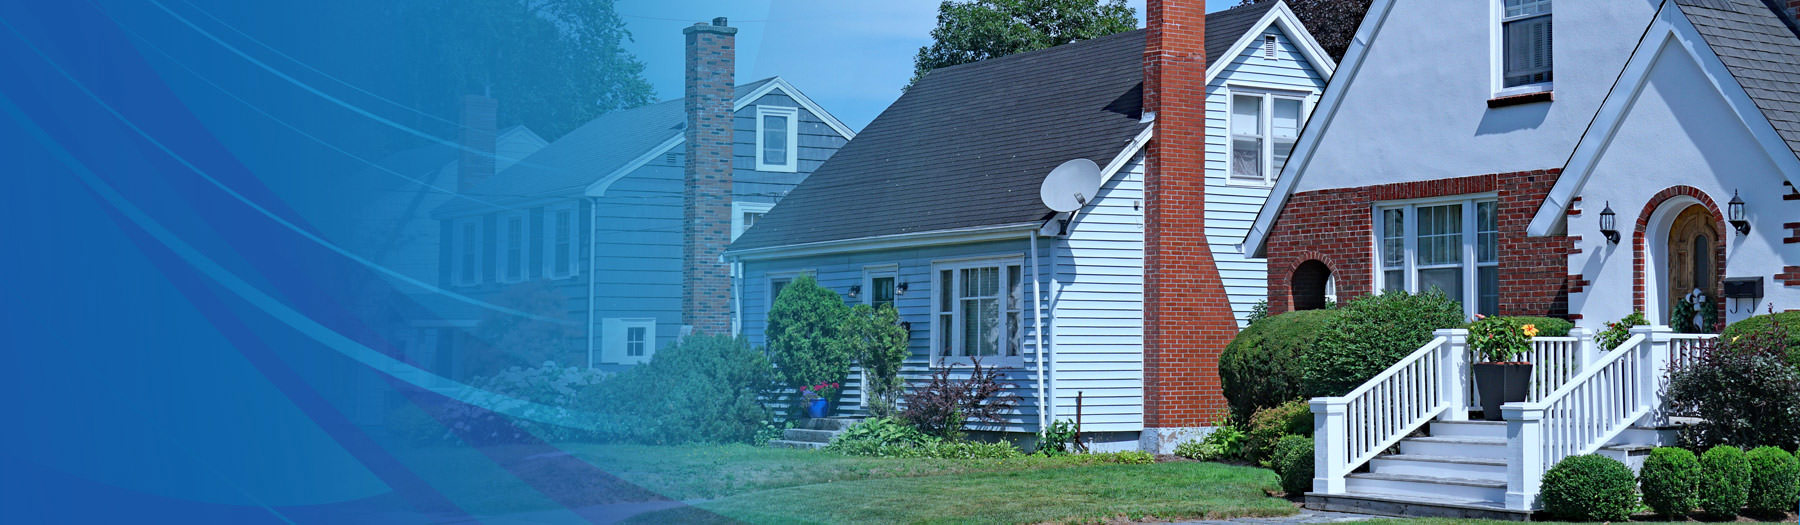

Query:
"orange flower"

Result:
[[1521, 324, 1540, 338]]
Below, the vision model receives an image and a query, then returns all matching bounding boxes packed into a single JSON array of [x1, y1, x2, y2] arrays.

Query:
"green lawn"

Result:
[[396, 443, 1297, 523]]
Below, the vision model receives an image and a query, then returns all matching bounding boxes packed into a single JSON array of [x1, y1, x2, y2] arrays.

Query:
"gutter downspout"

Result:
[[1031, 229, 1048, 433], [731, 260, 743, 336], [586, 197, 598, 369]]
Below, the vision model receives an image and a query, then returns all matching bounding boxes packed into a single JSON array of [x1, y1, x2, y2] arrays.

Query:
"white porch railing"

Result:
[[1464, 329, 1596, 411], [1311, 329, 1466, 494], [1502, 327, 1664, 510], [1667, 333, 1718, 371]]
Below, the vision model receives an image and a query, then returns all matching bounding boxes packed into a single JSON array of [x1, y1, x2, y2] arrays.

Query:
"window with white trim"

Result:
[[1500, 0, 1553, 90], [731, 201, 775, 241], [496, 211, 528, 283], [755, 106, 800, 172], [1229, 92, 1306, 185], [1375, 198, 1499, 318], [933, 259, 1025, 364], [451, 217, 483, 286], [543, 203, 579, 279], [602, 318, 656, 365]]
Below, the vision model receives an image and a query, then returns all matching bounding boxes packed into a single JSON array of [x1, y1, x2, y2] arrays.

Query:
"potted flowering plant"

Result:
[[1468, 315, 1538, 421], [800, 382, 840, 418]]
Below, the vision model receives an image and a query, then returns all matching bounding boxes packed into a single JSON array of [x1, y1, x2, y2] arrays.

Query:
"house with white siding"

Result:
[[726, 1, 1333, 452]]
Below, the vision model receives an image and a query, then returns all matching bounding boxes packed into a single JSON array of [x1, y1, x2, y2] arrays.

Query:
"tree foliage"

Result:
[[837, 304, 912, 418], [1238, 0, 1372, 61], [912, 0, 1137, 85], [767, 275, 854, 404]]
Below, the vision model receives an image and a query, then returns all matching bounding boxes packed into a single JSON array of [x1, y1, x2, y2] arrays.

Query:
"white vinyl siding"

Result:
[[1051, 156, 1146, 430], [1373, 197, 1499, 319], [1500, 0, 1553, 90]]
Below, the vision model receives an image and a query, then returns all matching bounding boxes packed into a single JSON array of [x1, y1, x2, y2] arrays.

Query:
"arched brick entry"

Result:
[[1634, 186, 1728, 326], [1291, 260, 1334, 311]]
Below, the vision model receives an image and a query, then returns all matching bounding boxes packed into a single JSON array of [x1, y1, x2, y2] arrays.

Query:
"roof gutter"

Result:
[[724, 222, 1041, 262]]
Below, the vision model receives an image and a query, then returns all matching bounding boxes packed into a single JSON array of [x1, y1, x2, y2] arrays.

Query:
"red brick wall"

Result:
[[1265, 170, 1572, 318], [1143, 0, 1233, 428], [1780, 266, 1800, 287], [682, 19, 736, 335]]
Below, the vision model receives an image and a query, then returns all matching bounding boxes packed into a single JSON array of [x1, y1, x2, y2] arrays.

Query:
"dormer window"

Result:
[[756, 106, 800, 172], [1500, 0, 1553, 91]]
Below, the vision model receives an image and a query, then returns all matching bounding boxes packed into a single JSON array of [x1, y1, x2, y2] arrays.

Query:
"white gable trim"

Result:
[[1526, 0, 1800, 236], [1205, 0, 1338, 85], [1240, 0, 1396, 257], [583, 77, 858, 197]]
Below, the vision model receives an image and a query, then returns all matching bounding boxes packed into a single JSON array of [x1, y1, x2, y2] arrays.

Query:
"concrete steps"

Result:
[[767, 417, 861, 450]]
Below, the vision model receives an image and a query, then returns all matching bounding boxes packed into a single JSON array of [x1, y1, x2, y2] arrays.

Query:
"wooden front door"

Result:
[[1666, 205, 1715, 307]]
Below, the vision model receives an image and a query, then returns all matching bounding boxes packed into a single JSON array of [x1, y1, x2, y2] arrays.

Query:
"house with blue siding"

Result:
[[429, 18, 854, 374], [727, 1, 1333, 452]]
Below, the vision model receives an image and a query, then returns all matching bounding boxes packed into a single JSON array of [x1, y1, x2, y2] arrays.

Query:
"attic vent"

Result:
[[1264, 35, 1276, 59]]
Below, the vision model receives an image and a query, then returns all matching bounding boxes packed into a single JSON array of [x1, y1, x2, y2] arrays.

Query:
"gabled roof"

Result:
[[1526, 0, 1800, 235], [729, 1, 1333, 254]]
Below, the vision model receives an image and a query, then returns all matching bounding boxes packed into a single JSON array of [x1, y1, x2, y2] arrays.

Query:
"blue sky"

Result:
[[617, 0, 1239, 131]]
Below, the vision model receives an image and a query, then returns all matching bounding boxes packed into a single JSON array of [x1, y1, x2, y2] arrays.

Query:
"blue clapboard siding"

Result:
[[1049, 155, 1144, 431], [1205, 26, 1330, 326]]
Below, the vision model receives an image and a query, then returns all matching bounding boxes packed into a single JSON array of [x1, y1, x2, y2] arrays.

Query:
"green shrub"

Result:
[[1220, 309, 1343, 423], [587, 335, 778, 444], [1667, 335, 1800, 450], [767, 275, 853, 408], [1468, 316, 1532, 363], [1540, 454, 1638, 522], [1176, 423, 1246, 461], [1597, 311, 1649, 350], [837, 303, 911, 417], [1270, 435, 1314, 495], [1699, 445, 1750, 518], [1745, 446, 1800, 515], [1460, 316, 1572, 337], [1244, 400, 1312, 465], [1035, 419, 1077, 455], [826, 417, 933, 455], [1301, 290, 1466, 397], [1638, 447, 1700, 517], [1721, 310, 1800, 366]]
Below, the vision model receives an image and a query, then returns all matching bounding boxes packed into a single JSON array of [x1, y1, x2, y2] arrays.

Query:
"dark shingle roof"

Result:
[[1208, 1, 1280, 62], [1674, 0, 1800, 161], [437, 78, 776, 214], [727, 30, 1150, 251]]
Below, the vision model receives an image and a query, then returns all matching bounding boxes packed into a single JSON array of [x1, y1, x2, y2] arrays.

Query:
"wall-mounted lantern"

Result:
[[848, 284, 862, 299], [1599, 201, 1619, 244], [895, 281, 909, 296], [1728, 190, 1750, 235]]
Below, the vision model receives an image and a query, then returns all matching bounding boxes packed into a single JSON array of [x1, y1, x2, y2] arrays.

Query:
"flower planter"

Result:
[[1474, 362, 1533, 421], [806, 398, 829, 419]]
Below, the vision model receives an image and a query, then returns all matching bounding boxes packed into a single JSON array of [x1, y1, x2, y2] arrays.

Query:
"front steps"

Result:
[[767, 417, 860, 449], [1308, 418, 1674, 519]]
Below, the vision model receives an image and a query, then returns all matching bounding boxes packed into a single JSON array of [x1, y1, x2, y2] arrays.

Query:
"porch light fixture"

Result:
[[1599, 201, 1619, 244], [848, 284, 862, 299], [895, 281, 909, 296], [1728, 190, 1750, 235]]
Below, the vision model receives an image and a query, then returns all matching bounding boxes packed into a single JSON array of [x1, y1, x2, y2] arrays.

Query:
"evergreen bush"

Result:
[[1699, 445, 1750, 518], [766, 275, 853, 408], [1540, 454, 1637, 522], [1270, 435, 1314, 496], [1638, 446, 1700, 518], [1745, 446, 1800, 516], [1300, 290, 1466, 397], [586, 335, 779, 444], [1244, 400, 1311, 465], [1720, 310, 1800, 365], [1220, 309, 1342, 423]]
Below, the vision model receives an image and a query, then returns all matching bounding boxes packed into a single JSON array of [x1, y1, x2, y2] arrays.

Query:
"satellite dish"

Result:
[[1039, 159, 1102, 212]]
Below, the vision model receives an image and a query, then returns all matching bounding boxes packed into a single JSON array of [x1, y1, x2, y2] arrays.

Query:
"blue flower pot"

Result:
[[807, 399, 828, 419]]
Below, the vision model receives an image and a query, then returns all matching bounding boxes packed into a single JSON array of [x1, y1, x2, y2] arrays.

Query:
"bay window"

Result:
[[1229, 91, 1306, 185], [933, 259, 1025, 364], [1375, 198, 1499, 318]]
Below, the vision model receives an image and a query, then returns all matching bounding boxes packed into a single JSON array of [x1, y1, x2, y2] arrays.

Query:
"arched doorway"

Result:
[[1637, 187, 1726, 327], [1290, 260, 1334, 311], [1666, 205, 1716, 329]]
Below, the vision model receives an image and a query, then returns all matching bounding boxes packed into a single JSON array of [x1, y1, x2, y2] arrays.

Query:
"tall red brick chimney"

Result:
[[682, 17, 736, 335], [457, 95, 498, 192], [1142, 0, 1235, 452]]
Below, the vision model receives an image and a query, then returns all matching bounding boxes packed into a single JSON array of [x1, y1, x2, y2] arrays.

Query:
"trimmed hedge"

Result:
[[1746, 446, 1800, 515], [1639, 447, 1700, 517], [1271, 435, 1314, 496], [1244, 400, 1312, 465], [1301, 290, 1466, 397], [1540, 454, 1638, 522], [1721, 311, 1800, 365], [1699, 445, 1751, 518], [1220, 309, 1343, 423], [587, 335, 779, 444]]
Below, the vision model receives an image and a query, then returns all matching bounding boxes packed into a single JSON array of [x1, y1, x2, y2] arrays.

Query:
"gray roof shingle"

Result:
[[1674, 0, 1800, 161]]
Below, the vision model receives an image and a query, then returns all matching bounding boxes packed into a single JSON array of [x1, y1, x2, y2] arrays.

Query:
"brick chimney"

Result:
[[456, 94, 498, 192], [1141, 0, 1233, 451], [682, 17, 736, 335]]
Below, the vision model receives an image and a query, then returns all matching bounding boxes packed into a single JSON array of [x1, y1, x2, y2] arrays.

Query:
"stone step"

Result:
[[1306, 491, 1529, 521], [1343, 472, 1508, 504], [768, 439, 826, 450], [1427, 419, 1507, 439], [1368, 454, 1508, 482], [1397, 436, 1508, 459], [797, 418, 862, 431], [782, 428, 841, 443]]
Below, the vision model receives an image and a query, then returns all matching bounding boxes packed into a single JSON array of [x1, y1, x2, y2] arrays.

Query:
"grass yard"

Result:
[[396, 443, 1296, 523]]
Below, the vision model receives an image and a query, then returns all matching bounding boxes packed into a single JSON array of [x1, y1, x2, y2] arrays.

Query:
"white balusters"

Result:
[[1313, 329, 1466, 495]]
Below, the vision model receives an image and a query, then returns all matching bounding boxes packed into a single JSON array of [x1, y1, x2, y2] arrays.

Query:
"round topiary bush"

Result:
[[1639, 447, 1700, 518], [1699, 445, 1750, 518], [1721, 310, 1800, 365], [1244, 400, 1312, 465], [1270, 435, 1314, 496], [1540, 454, 1638, 522], [1220, 309, 1343, 424], [1745, 446, 1800, 516], [1301, 290, 1466, 397]]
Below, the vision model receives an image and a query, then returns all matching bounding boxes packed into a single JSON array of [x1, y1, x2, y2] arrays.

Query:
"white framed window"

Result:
[[451, 217, 483, 286], [601, 318, 656, 365], [864, 265, 898, 309], [755, 106, 800, 172], [496, 211, 528, 283], [931, 258, 1026, 366], [543, 202, 579, 279], [1496, 0, 1553, 93], [1228, 90, 1307, 185], [731, 201, 775, 241], [1374, 197, 1500, 318]]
